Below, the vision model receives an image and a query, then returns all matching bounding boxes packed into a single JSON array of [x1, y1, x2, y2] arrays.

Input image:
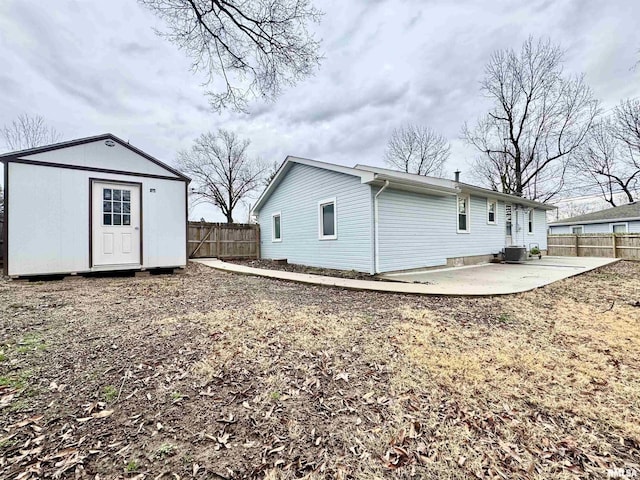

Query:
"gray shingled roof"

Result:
[[549, 202, 640, 226]]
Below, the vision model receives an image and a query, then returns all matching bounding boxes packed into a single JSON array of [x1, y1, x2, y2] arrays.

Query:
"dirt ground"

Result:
[[0, 261, 638, 479], [227, 259, 382, 281]]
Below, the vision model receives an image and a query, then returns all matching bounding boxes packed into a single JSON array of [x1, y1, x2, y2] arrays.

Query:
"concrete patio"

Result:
[[193, 256, 619, 296]]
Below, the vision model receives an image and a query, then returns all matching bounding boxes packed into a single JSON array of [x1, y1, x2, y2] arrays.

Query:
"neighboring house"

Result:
[[252, 157, 553, 274], [0, 134, 190, 277], [548, 202, 640, 234]]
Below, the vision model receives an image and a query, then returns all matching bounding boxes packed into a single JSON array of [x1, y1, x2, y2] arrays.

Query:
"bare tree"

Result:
[[178, 129, 267, 223], [463, 37, 600, 201], [139, 0, 322, 112], [572, 99, 640, 206], [263, 160, 280, 187], [384, 125, 450, 176], [1, 114, 62, 151]]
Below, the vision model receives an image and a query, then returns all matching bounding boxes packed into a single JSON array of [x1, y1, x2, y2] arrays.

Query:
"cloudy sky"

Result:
[[1, 0, 639, 220]]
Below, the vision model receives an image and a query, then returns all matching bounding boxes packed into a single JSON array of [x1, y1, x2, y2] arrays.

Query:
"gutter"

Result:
[[373, 180, 390, 274]]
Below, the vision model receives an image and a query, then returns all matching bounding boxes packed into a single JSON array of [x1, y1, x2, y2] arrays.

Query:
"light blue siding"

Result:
[[258, 163, 374, 272], [549, 220, 640, 234], [376, 188, 548, 272], [512, 207, 548, 251]]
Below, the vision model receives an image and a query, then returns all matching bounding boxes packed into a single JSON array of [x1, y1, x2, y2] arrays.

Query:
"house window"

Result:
[[527, 209, 534, 234], [457, 194, 470, 233], [103, 188, 131, 226], [487, 200, 497, 224], [571, 226, 584, 234], [318, 198, 337, 240], [272, 212, 282, 242], [612, 223, 627, 233]]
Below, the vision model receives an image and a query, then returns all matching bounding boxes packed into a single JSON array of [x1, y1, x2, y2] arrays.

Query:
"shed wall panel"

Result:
[[19, 141, 179, 178], [7, 163, 186, 276]]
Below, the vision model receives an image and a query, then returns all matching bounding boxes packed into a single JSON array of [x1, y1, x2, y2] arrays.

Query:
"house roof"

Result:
[[0, 133, 190, 182], [549, 202, 640, 226], [252, 156, 555, 213]]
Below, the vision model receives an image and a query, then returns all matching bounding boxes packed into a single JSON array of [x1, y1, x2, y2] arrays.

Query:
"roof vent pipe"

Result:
[[454, 170, 460, 182]]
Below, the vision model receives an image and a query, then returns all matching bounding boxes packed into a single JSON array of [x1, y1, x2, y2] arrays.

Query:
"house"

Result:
[[548, 202, 640, 234], [251, 157, 553, 274], [0, 134, 190, 277]]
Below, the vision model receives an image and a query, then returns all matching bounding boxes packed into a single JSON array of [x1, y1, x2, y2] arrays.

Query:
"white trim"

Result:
[[374, 181, 390, 274], [318, 197, 337, 240], [487, 199, 497, 225], [571, 225, 584, 234], [527, 208, 534, 235], [456, 194, 470, 233], [271, 211, 282, 242], [610, 222, 628, 233]]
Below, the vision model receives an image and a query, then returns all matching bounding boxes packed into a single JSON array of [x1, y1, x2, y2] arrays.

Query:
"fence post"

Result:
[[216, 225, 221, 258], [574, 234, 579, 257], [255, 225, 260, 259], [612, 234, 617, 258]]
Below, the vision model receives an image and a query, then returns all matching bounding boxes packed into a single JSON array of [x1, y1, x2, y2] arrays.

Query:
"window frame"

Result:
[[102, 187, 132, 227], [271, 212, 282, 242], [527, 208, 534, 235], [571, 225, 584, 234], [611, 222, 628, 234], [486, 199, 498, 225], [456, 194, 470, 234], [318, 197, 338, 240]]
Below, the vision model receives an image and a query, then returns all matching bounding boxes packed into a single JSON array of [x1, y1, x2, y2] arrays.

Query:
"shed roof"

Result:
[[0, 133, 190, 182], [549, 202, 640, 226]]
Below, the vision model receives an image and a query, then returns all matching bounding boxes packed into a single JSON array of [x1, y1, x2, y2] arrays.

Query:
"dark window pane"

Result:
[[113, 190, 121, 201], [113, 214, 122, 225], [103, 214, 112, 225], [322, 203, 335, 236], [458, 214, 467, 231], [122, 202, 130, 214], [273, 215, 281, 239], [103, 189, 112, 200], [103, 201, 112, 213], [489, 212, 495, 222], [113, 202, 122, 213], [123, 215, 130, 225], [122, 190, 131, 201]]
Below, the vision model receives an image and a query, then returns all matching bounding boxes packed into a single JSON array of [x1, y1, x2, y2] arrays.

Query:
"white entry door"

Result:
[[505, 203, 513, 246], [92, 181, 141, 267]]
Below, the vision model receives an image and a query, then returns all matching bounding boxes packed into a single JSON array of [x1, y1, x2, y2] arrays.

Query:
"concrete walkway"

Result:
[[192, 256, 619, 296]]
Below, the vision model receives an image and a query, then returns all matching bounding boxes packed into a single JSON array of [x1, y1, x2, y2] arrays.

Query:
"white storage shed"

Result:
[[0, 134, 190, 277]]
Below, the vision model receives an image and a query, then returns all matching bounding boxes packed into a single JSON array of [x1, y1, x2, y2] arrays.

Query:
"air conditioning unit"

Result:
[[504, 246, 527, 263]]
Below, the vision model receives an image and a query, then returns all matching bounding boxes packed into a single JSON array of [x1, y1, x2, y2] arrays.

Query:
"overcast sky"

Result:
[[1, 0, 639, 220]]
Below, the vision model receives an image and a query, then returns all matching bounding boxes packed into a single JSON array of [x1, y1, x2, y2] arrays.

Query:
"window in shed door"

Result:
[[103, 188, 132, 226]]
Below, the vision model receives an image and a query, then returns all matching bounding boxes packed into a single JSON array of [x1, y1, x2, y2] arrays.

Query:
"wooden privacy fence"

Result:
[[188, 222, 260, 259], [547, 234, 640, 260]]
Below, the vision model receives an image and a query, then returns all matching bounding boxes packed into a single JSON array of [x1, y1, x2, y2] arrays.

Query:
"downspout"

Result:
[[373, 180, 390, 274]]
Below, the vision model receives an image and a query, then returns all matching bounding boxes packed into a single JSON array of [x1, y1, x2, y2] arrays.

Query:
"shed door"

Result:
[[91, 181, 141, 267]]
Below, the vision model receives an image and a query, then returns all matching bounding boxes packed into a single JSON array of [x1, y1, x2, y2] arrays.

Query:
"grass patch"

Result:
[[0, 370, 32, 390], [102, 385, 118, 403], [16, 333, 46, 354], [156, 443, 175, 459], [125, 459, 139, 472]]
